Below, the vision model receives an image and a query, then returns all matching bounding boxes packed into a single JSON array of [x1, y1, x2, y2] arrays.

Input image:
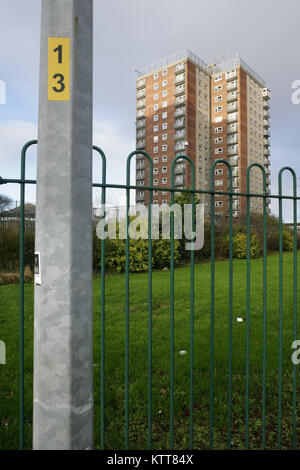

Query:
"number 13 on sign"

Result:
[[48, 38, 70, 101]]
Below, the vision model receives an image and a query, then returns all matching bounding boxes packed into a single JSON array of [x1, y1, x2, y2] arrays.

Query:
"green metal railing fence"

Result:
[[0, 140, 299, 450]]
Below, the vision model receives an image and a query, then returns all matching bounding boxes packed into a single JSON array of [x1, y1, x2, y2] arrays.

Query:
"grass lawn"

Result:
[[0, 252, 299, 450]]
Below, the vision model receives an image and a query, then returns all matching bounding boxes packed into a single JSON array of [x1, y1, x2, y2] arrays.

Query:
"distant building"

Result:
[[135, 50, 271, 218]]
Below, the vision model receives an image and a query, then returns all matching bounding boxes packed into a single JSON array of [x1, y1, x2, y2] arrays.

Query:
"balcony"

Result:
[[174, 106, 186, 117], [227, 102, 238, 113], [136, 78, 146, 89], [227, 123, 238, 134], [227, 80, 238, 91], [263, 119, 270, 128], [136, 129, 145, 138], [264, 148, 271, 156], [227, 91, 238, 102], [175, 62, 185, 74], [175, 175, 184, 186], [263, 128, 270, 137], [229, 156, 239, 166], [136, 109, 146, 119], [227, 112, 238, 123], [136, 172, 145, 181], [174, 95, 186, 107], [225, 70, 238, 81], [137, 98, 146, 109], [174, 141, 186, 152], [174, 130, 186, 140], [262, 88, 271, 99], [174, 84, 185, 96], [175, 164, 185, 175], [232, 167, 239, 177], [263, 99, 270, 109], [264, 138, 270, 146], [228, 145, 239, 156], [136, 119, 146, 128], [136, 88, 146, 98], [232, 200, 240, 209], [136, 161, 145, 170], [136, 140, 145, 149], [264, 157, 270, 166], [227, 133, 238, 145], [232, 177, 239, 188], [136, 193, 145, 202], [175, 73, 185, 85], [263, 109, 270, 119], [174, 119, 185, 129]]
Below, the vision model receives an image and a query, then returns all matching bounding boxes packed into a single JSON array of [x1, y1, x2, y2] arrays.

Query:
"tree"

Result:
[[0, 194, 13, 214]]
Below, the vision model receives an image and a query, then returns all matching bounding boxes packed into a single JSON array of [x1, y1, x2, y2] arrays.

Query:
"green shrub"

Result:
[[232, 232, 260, 259]]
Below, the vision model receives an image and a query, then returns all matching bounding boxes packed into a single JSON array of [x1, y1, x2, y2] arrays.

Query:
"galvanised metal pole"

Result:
[[33, 0, 94, 450]]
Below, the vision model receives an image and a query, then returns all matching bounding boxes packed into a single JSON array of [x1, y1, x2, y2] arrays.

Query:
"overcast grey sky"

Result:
[[0, 0, 299, 217]]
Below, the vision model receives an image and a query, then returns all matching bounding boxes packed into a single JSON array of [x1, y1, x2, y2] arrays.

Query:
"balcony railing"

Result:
[[175, 73, 185, 85], [228, 146, 239, 156], [174, 119, 185, 129], [174, 107, 186, 117], [136, 141, 145, 149], [263, 129, 270, 137], [174, 142, 186, 151], [263, 100, 270, 109], [175, 130, 186, 140], [136, 119, 146, 128], [174, 85, 185, 96], [136, 109, 146, 118], [174, 164, 185, 174], [263, 119, 270, 128], [174, 95, 186, 107], [137, 99, 146, 109], [225, 70, 238, 81], [227, 134, 238, 144], [227, 112, 238, 123], [136, 173, 145, 180], [136, 78, 146, 89], [264, 138, 270, 146], [232, 178, 239, 188], [227, 91, 238, 102], [229, 156, 239, 166], [232, 167, 239, 177], [136, 88, 146, 98], [136, 193, 145, 201], [227, 123, 238, 134], [262, 88, 271, 99], [227, 80, 238, 91], [175, 62, 185, 74], [136, 129, 145, 138], [227, 102, 238, 113], [175, 176, 184, 185]]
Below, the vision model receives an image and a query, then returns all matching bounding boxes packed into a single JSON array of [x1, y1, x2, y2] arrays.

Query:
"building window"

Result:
[[162, 177, 167, 184], [154, 83, 159, 90], [162, 122, 168, 130], [215, 147, 223, 154], [215, 126, 223, 133], [162, 166, 167, 173], [162, 199, 168, 204], [153, 178, 158, 185], [215, 179, 223, 186], [215, 137, 223, 144], [214, 74, 222, 82], [153, 104, 159, 111], [215, 201, 223, 207], [215, 105, 222, 113], [162, 69, 168, 76], [162, 144, 167, 151], [153, 146, 158, 153], [153, 200, 159, 204], [154, 72, 159, 80], [153, 114, 158, 121], [154, 156, 159, 163], [154, 93, 158, 101], [215, 95, 222, 102], [162, 190, 167, 195], [162, 112, 167, 119], [215, 168, 223, 175], [215, 116, 223, 123], [214, 85, 222, 92], [162, 101, 167, 108], [153, 190, 158, 196], [162, 155, 168, 162], [162, 133, 167, 140], [162, 79, 167, 86], [162, 90, 167, 97], [153, 125, 159, 132], [153, 136, 158, 142], [153, 168, 158, 174]]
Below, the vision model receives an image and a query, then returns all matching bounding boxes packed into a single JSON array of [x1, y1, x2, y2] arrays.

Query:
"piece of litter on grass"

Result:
[[237, 317, 243, 322], [179, 350, 187, 355]]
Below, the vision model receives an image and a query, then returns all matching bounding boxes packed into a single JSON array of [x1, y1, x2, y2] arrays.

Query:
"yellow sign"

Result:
[[48, 37, 70, 101]]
